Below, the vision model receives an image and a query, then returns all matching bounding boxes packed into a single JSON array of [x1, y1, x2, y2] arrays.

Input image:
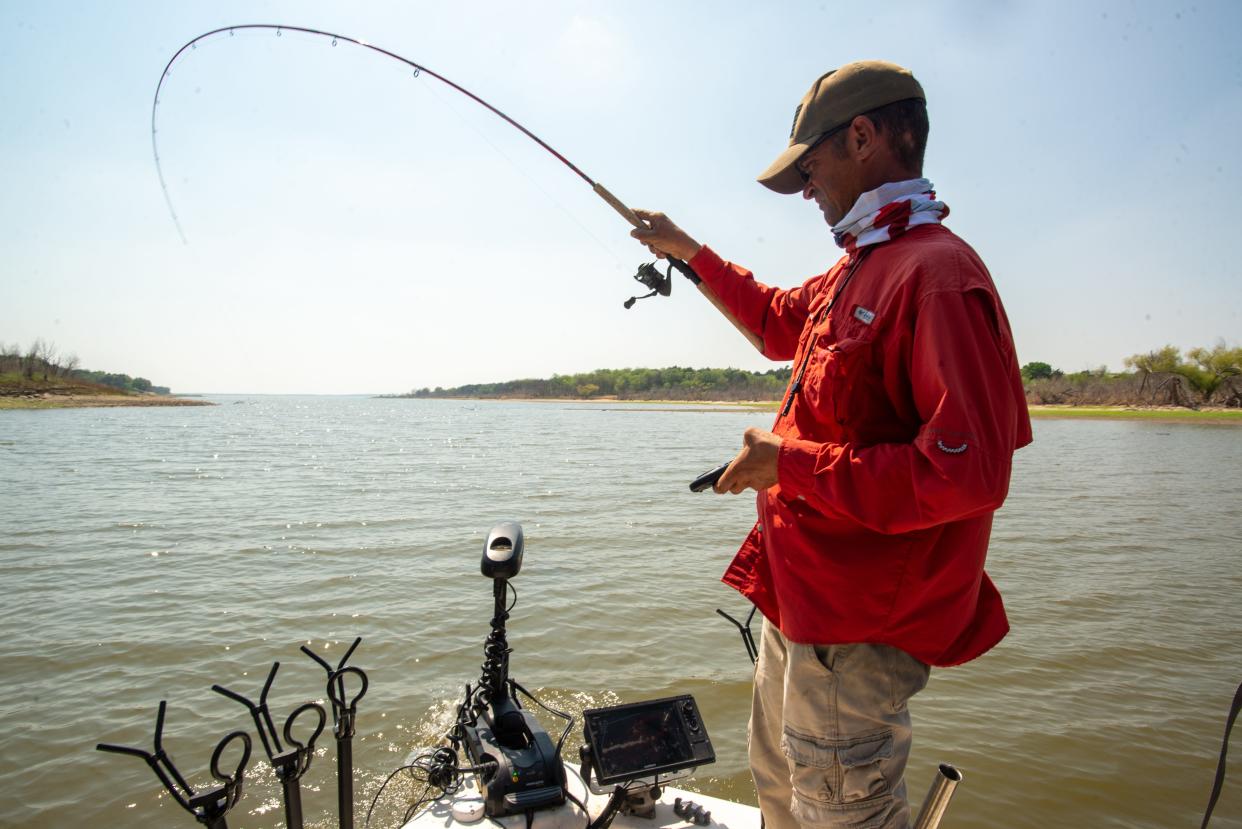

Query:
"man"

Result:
[[632, 61, 1032, 829]]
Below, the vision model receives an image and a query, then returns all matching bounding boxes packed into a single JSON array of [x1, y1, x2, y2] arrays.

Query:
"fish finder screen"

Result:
[[588, 701, 695, 783]]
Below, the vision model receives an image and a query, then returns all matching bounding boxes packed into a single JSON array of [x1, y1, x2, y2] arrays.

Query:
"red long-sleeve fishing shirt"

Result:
[[691, 223, 1032, 666]]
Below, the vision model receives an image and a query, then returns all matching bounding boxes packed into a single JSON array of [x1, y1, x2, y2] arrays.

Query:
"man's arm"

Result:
[[631, 210, 830, 360], [718, 288, 1028, 532]]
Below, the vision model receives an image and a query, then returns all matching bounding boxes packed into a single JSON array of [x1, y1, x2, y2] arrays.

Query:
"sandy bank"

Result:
[[1027, 405, 1242, 423], [0, 393, 215, 410], [394, 397, 1242, 422]]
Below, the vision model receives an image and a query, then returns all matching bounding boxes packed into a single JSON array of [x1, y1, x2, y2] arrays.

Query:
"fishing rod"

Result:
[[151, 23, 763, 353]]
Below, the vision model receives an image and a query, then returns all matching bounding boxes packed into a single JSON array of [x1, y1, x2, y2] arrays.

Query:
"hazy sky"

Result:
[[2, 1, 1239, 393]]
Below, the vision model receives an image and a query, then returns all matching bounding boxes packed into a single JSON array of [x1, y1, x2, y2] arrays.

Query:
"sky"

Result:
[[1, 1, 1239, 394]]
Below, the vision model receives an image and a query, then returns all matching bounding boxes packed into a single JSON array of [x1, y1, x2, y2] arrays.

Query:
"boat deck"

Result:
[[401, 765, 759, 829]]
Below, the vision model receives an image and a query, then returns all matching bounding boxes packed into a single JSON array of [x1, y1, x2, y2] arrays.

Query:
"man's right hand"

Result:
[[630, 210, 703, 262]]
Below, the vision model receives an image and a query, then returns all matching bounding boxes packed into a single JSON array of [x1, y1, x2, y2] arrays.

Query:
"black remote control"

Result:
[[689, 462, 731, 493]]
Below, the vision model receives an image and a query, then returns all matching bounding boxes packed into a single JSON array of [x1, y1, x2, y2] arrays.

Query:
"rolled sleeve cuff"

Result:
[[688, 245, 729, 291], [777, 437, 826, 502]]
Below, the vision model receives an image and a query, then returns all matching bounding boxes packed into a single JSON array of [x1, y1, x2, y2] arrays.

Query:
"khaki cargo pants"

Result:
[[750, 618, 931, 829]]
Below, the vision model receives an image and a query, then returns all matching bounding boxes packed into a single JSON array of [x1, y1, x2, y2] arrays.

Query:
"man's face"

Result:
[[797, 134, 860, 227]]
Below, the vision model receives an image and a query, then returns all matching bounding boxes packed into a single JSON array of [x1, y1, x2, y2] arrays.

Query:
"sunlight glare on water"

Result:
[[0, 398, 1239, 828]]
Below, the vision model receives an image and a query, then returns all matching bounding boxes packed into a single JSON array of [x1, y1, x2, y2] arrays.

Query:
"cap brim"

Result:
[[757, 142, 812, 194]]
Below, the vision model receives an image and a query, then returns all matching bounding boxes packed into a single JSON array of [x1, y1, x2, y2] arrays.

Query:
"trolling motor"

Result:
[[457, 522, 567, 818]]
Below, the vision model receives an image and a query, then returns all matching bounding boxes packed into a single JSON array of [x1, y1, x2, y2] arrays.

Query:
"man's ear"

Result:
[[849, 115, 880, 162]]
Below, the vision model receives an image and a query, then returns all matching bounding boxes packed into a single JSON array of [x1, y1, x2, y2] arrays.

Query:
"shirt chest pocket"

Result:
[[801, 333, 876, 426]]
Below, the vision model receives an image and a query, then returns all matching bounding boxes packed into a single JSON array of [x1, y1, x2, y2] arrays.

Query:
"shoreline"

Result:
[[391, 397, 1242, 422], [11, 392, 1234, 422], [1025, 404, 1242, 423], [0, 393, 215, 410], [384, 395, 775, 410]]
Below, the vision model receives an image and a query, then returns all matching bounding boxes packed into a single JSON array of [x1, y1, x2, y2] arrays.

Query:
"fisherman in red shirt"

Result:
[[633, 61, 1032, 829]]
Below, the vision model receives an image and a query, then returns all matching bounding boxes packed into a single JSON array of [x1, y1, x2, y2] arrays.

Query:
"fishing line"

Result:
[[153, 24, 620, 243], [152, 23, 764, 350]]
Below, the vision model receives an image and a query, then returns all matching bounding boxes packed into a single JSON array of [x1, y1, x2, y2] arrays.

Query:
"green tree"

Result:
[[1020, 361, 1055, 382], [1124, 345, 1182, 376], [1124, 345, 1187, 404], [1181, 342, 1242, 405]]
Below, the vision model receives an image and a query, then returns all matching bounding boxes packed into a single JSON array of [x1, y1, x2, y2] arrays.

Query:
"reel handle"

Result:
[[594, 182, 765, 354]]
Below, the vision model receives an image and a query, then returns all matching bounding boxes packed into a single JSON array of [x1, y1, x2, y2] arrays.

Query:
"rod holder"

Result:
[[912, 763, 963, 829]]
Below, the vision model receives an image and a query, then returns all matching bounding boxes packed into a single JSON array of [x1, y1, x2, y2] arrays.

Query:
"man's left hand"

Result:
[[716, 427, 782, 494]]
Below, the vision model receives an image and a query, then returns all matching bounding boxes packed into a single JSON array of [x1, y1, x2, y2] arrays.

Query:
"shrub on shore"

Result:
[[0, 339, 169, 395], [1023, 342, 1241, 409], [404, 366, 793, 402]]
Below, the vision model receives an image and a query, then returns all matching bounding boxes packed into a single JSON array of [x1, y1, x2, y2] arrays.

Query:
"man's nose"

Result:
[[802, 180, 816, 200]]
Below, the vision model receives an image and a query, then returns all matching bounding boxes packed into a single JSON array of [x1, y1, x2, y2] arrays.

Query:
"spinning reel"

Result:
[[623, 262, 674, 309]]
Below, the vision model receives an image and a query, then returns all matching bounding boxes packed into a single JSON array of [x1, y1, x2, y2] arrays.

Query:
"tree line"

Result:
[[404, 366, 793, 401], [405, 342, 1239, 409], [1022, 342, 1242, 408], [0, 339, 169, 395]]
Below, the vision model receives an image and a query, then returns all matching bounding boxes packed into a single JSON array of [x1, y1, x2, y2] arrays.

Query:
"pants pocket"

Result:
[[779, 727, 835, 803], [837, 731, 894, 801], [780, 727, 895, 802], [781, 728, 897, 828]]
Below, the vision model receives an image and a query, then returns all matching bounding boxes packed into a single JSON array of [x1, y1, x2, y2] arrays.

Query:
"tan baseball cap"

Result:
[[757, 60, 925, 194]]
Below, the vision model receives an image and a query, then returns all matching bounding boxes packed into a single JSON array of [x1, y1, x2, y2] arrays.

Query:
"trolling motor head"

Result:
[[624, 261, 673, 309], [481, 522, 524, 580]]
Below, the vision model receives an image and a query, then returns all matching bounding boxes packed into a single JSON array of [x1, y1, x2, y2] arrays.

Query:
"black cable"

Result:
[[400, 782, 434, 827], [510, 679, 575, 758], [566, 761, 589, 791], [1202, 679, 1242, 828], [365, 746, 496, 828], [586, 785, 629, 829], [472, 583, 520, 720], [563, 788, 592, 829], [364, 764, 422, 827]]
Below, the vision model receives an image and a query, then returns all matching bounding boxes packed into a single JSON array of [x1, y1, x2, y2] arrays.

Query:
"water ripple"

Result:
[[0, 400, 1239, 828]]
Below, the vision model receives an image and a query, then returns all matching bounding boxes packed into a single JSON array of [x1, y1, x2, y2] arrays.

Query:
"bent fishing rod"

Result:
[[152, 24, 763, 353]]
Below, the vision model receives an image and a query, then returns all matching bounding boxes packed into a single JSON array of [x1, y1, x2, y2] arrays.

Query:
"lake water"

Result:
[[1, 398, 1240, 828]]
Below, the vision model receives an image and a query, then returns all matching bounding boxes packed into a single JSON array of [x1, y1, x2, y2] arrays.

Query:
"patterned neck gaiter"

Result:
[[832, 177, 949, 254]]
